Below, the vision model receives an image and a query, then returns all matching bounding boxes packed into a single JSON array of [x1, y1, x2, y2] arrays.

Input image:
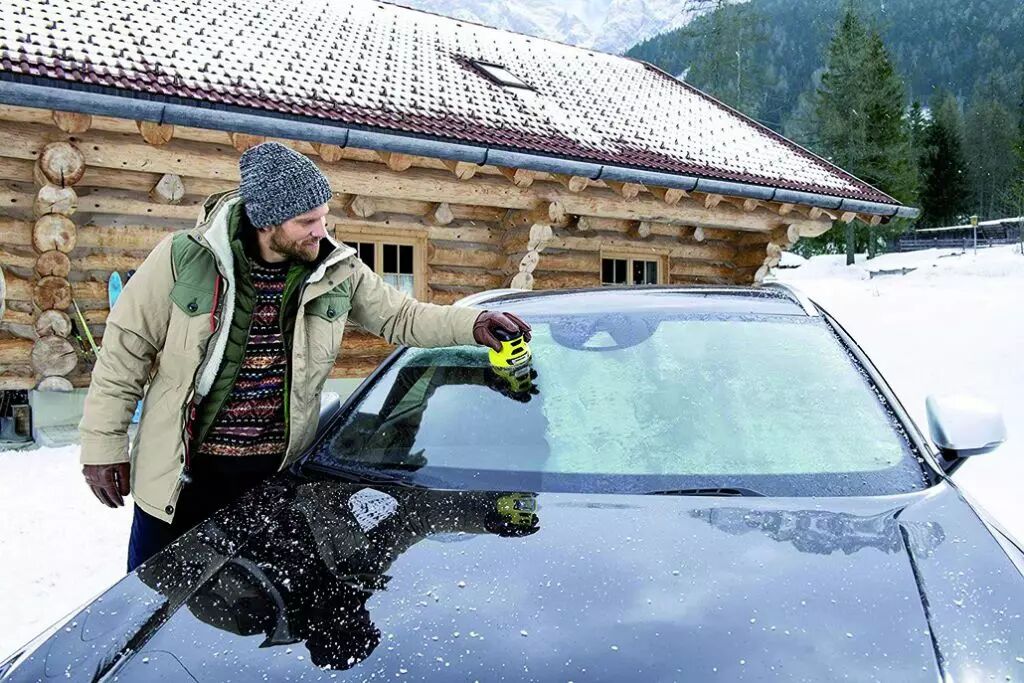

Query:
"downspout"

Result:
[[0, 78, 919, 220]]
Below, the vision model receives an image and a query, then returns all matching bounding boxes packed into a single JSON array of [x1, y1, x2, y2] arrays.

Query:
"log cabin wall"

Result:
[[0, 103, 853, 391]]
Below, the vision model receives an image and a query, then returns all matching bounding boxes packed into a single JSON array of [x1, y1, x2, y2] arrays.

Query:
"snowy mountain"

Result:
[[389, 0, 715, 55]]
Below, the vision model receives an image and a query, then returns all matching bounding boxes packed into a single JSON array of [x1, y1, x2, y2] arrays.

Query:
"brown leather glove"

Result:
[[83, 462, 131, 508], [473, 311, 532, 352]]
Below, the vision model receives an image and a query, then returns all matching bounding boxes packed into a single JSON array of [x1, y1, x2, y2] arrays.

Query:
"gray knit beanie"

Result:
[[238, 142, 332, 229]]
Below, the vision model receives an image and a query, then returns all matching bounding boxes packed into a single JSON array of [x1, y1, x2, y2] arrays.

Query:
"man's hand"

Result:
[[83, 463, 131, 508], [473, 311, 532, 352]]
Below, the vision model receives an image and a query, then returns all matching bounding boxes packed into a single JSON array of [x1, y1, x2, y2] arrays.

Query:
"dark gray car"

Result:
[[2, 286, 1021, 682]]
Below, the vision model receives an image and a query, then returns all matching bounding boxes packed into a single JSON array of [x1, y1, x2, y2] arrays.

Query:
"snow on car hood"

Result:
[[6, 479, 1024, 682]]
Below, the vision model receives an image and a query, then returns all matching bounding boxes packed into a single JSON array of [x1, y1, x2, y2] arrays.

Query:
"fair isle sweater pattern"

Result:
[[198, 260, 289, 458]]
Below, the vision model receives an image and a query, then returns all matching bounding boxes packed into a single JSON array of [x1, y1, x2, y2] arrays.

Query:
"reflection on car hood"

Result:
[[6, 479, 1024, 682]]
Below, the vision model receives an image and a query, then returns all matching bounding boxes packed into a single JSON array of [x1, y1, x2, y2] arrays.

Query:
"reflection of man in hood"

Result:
[[139, 480, 538, 670]]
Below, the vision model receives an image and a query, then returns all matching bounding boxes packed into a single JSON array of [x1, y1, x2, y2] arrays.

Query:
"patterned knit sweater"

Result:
[[198, 259, 289, 458]]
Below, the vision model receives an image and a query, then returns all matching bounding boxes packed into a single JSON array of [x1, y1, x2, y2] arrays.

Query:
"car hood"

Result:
[[6, 478, 1024, 682]]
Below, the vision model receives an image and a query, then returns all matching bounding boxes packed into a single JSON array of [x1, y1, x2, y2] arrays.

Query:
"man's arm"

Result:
[[79, 234, 176, 506], [347, 259, 528, 350]]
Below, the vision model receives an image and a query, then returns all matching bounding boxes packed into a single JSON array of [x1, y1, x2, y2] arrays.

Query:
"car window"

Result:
[[308, 309, 929, 496]]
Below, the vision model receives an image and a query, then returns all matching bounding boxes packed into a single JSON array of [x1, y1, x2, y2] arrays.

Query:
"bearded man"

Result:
[[78, 142, 530, 571]]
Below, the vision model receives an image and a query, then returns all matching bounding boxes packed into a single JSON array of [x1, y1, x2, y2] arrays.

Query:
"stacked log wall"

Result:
[[0, 105, 839, 387]]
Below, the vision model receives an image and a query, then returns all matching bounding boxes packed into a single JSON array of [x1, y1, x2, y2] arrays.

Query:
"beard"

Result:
[[268, 230, 321, 263]]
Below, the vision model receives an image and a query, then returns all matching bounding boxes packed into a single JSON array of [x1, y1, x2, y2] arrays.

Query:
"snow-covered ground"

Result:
[[0, 243, 1022, 657], [0, 445, 132, 656]]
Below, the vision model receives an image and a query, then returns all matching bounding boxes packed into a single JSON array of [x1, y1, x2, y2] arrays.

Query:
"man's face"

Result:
[[267, 204, 330, 262]]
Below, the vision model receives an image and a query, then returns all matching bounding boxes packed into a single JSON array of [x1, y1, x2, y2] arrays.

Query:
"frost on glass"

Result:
[[322, 316, 911, 481], [531, 319, 908, 476]]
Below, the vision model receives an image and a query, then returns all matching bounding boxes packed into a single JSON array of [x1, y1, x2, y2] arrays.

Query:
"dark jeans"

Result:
[[126, 452, 280, 572]]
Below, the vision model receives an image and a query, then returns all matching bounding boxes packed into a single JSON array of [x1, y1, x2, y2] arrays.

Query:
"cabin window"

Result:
[[601, 255, 662, 286], [353, 241, 417, 297]]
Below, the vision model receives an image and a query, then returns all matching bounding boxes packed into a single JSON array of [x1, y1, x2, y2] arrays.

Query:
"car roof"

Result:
[[455, 283, 818, 317]]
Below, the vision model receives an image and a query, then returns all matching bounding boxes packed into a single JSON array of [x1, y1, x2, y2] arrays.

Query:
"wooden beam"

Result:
[[840, 211, 858, 224], [37, 376, 76, 392], [74, 188, 201, 221], [807, 206, 839, 221], [629, 221, 653, 239], [605, 181, 642, 199], [703, 193, 724, 210], [648, 187, 687, 205], [429, 269, 505, 290], [149, 174, 185, 205], [346, 195, 378, 219], [34, 276, 73, 311], [869, 214, 883, 226], [763, 224, 800, 250], [32, 215, 77, 253], [52, 110, 92, 134], [502, 223, 555, 254], [501, 201, 568, 231], [35, 250, 72, 278], [31, 335, 78, 378], [4, 271, 107, 304], [797, 219, 832, 238], [35, 309, 72, 338], [531, 272, 601, 290], [377, 151, 414, 172], [498, 167, 534, 188], [230, 132, 266, 153], [670, 261, 745, 281], [315, 143, 346, 163], [551, 174, 589, 193], [137, 120, 174, 146], [427, 244, 503, 269], [777, 203, 795, 216], [530, 251, 601, 274], [444, 160, 478, 181], [77, 224, 173, 250], [427, 202, 455, 226], [33, 185, 77, 218], [39, 142, 86, 187], [743, 198, 762, 212]]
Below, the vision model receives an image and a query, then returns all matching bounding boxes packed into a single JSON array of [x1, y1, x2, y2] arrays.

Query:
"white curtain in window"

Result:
[[384, 273, 415, 296]]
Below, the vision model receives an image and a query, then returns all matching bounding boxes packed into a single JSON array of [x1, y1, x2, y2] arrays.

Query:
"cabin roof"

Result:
[[0, 0, 898, 205]]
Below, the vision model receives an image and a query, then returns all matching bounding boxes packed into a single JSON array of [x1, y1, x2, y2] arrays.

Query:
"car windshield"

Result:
[[307, 294, 929, 497]]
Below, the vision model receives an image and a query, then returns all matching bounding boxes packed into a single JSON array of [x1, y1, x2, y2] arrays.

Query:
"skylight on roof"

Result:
[[471, 61, 531, 89]]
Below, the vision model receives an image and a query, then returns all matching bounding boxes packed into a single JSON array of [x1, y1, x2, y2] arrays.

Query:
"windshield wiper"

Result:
[[645, 486, 766, 497], [302, 462, 430, 490]]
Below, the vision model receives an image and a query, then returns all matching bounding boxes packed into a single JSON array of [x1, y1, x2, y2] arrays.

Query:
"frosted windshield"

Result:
[[313, 312, 927, 496]]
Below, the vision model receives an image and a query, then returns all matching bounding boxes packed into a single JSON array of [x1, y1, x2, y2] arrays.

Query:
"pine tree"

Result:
[[964, 98, 1018, 218], [807, 8, 915, 261], [918, 92, 970, 227], [679, 1, 768, 117], [1004, 76, 1024, 217]]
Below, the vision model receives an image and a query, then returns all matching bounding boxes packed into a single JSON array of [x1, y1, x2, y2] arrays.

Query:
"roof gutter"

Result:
[[0, 78, 919, 219]]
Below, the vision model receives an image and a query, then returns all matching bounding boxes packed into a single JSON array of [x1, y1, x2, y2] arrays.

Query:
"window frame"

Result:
[[599, 248, 669, 287], [469, 60, 533, 90], [335, 224, 428, 301]]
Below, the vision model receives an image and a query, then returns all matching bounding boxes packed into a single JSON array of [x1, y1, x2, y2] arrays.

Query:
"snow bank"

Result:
[[0, 446, 131, 655]]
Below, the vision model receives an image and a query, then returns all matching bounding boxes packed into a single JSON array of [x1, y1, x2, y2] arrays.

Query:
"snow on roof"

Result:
[[0, 0, 897, 204]]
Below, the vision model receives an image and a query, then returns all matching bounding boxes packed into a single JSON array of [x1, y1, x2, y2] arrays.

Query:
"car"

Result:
[[2, 284, 1022, 683]]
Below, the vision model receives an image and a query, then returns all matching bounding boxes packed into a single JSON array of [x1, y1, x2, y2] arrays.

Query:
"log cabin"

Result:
[[0, 0, 917, 395]]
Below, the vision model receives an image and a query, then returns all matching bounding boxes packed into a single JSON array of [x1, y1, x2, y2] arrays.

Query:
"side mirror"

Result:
[[926, 395, 1007, 471]]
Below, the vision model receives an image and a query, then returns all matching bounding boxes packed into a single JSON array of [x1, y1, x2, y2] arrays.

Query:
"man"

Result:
[[79, 142, 530, 571]]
